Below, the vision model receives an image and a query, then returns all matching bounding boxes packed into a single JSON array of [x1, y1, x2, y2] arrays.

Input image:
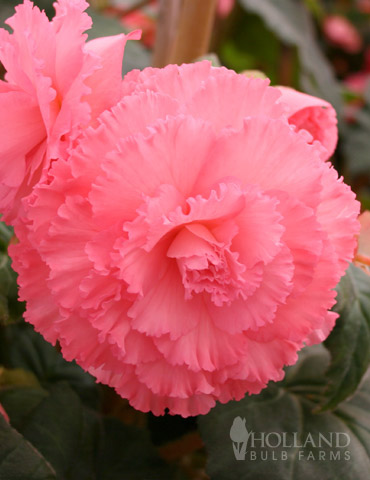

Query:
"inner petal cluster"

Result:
[[168, 223, 248, 306]]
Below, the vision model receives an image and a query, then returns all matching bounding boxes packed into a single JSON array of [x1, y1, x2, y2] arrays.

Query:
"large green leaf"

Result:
[[322, 264, 370, 410], [199, 345, 370, 479], [0, 383, 173, 480], [0, 414, 56, 480], [0, 383, 99, 480], [238, 0, 342, 114]]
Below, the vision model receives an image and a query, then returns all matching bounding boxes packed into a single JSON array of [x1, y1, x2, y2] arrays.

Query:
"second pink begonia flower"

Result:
[[0, 0, 138, 223]]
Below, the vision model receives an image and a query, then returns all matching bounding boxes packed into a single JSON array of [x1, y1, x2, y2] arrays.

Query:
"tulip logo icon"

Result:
[[230, 417, 252, 460]]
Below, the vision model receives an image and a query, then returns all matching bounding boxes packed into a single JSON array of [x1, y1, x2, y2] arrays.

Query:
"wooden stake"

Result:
[[153, 0, 183, 67], [153, 0, 217, 67]]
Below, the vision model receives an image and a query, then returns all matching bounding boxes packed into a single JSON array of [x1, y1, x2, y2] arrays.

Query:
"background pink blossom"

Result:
[[323, 15, 362, 53]]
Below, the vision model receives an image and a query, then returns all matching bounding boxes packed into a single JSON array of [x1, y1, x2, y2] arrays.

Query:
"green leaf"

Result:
[[97, 418, 173, 480], [322, 264, 370, 410], [0, 414, 56, 480], [0, 384, 173, 480], [199, 345, 370, 479], [0, 383, 100, 480], [238, 0, 342, 114]]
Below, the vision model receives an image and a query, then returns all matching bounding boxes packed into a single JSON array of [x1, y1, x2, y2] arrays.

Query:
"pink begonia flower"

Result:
[[0, 403, 9, 423], [277, 86, 338, 160], [9, 62, 360, 417], [0, 0, 139, 223], [323, 15, 362, 53]]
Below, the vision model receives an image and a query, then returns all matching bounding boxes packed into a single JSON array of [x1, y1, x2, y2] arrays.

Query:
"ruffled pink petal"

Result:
[[40, 196, 99, 309], [1, 1, 55, 97], [121, 61, 214, 102], [304, 311, 338, 346], [216, 336, 299, 386], [52, 0, 92, 96], [136, 359, 214, 398], [122, 330, 162, 364], [250, 237, 340, 344], [317, 164, 360, 269], [9, 239, 60, 344], [186, 73, 284, 131], [231, 187, 284, 268], [155, 307, 248, 372], [89, 295, 131, 352], [208, 246, 294, 333], [269, 190, 323, 296], [195, 116, 325, 211], [90, 115, 216, 225]]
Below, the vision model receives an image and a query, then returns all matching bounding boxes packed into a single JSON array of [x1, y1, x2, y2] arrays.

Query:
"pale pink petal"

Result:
[[128, 263, 203, 339], [136, 359, 214, 398], [85, 31, 141, 122], [155, 307, 248, 372]]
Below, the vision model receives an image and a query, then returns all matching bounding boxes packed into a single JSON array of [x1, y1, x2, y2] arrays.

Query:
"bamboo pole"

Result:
[[153, 0, 218, 67]]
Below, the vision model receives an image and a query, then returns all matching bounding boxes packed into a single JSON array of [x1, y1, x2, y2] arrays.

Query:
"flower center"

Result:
[[167, 223, 248, 307]]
